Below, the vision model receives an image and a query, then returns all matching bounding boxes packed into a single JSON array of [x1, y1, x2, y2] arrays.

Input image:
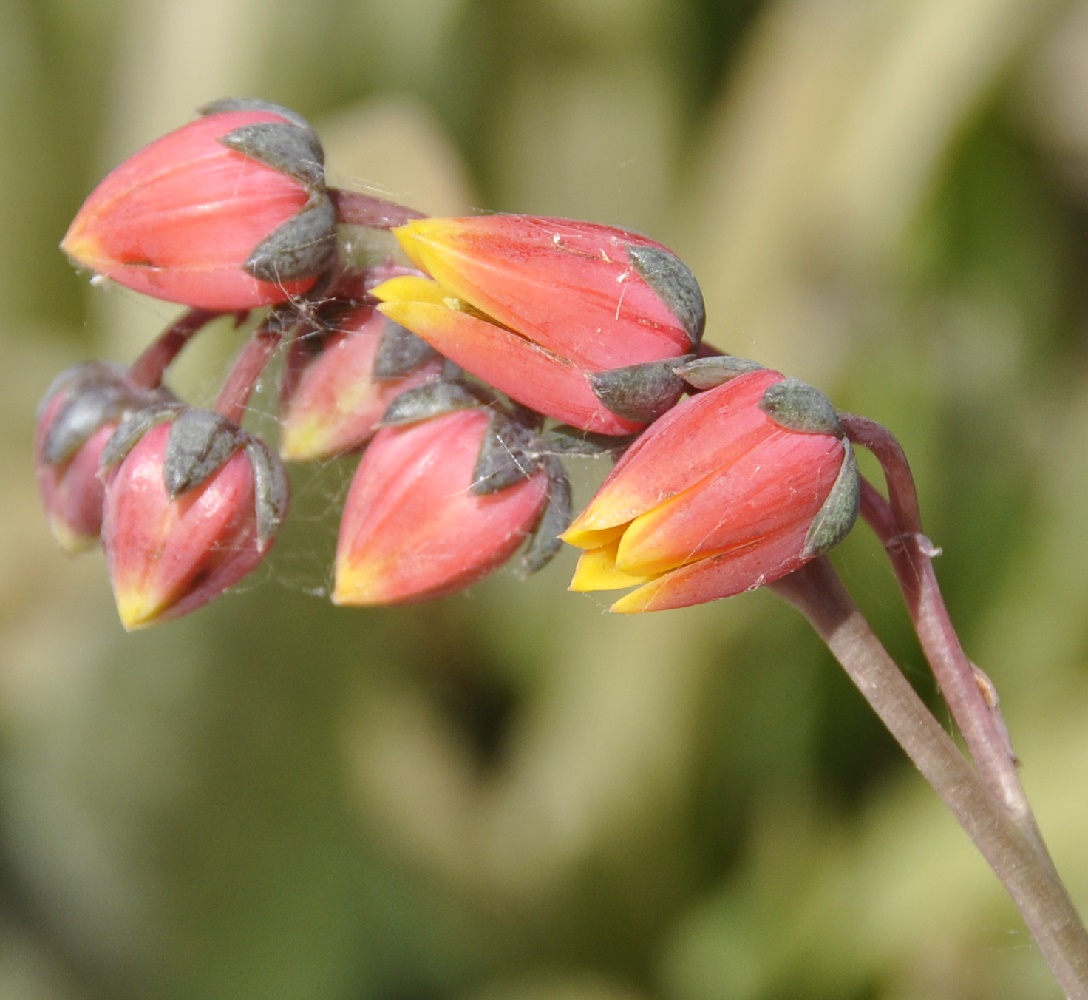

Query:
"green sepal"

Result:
[[674, 355, 764, 390], [590, 355, 692, 424], [758, 378, 844, 436], [373, 319, 440, 379], [520, 457, 572, 575], [379, 379, 481, 427], [163, 409, 248, 498], [625, 245, 706, 347], [803, 440, 860, 557], [470, 411, 539, 495]]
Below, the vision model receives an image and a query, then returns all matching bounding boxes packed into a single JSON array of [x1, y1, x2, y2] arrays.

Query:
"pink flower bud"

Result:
[[278, 306, 442, 461], [34, 363, 166, 553], [61, 100, 336, 310], [100, 408, 288, 629], [333, 408, 550, 606], [562, 368, 860, 612], [371, 215, 704, 434]]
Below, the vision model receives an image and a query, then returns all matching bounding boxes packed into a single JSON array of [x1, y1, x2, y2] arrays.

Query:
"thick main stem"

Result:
[[772, 559, 1088, 999]]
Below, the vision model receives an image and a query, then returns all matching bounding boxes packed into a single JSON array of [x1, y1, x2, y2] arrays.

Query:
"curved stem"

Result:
[[842, 414, 1036, 833], [214, 311, 290, 424], [128, 308, 230, 389], [772, 558, 1088, 999]]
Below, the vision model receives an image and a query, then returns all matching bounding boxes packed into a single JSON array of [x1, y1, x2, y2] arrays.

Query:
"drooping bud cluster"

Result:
[[40, 97, 859, 629]]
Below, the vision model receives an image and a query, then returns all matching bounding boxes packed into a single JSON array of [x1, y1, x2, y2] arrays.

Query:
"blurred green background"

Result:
[[5, 0, 1088, 997]]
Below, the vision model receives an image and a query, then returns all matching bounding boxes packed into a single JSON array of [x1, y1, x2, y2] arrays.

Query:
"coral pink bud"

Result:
[[562, 367, 860, 612], [372, 214, 704, 433], [333, 407, 550, 606], [100, 407, 288, 629], [278, 307, 441, 461], [61, 99, 336, 310]]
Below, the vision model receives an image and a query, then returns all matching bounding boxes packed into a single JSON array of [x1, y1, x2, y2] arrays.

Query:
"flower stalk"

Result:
[[842, 414, 1039, 836], [771, 557, 1088, 1000]]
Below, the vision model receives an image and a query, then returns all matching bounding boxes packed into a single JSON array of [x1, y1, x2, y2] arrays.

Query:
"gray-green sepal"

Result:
[[625, 245, 705, 347], [40, 363, 139, 465], [219, 121, 325, 189], [533, 425, 636, 459], [380, 379, 480, 426], [244, 438, 290, 551], [471, 412, 539, 495], [675, 355, 764, 390], [373, 319, 439, 379], [590, 355, 692, 424], [163, 409, 247, 498], [100, 401, 186, 471], [198, 97, 312, 131], [803, 440, 860, 556], [521, 457, 572, 575], [244, 193, 338, 284], [758, 378, 844, 436]]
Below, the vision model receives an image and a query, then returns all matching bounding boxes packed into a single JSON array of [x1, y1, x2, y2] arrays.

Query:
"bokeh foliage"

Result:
[[5, 0, 1088, 997]]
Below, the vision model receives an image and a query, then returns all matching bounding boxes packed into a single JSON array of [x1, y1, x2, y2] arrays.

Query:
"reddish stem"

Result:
[[772, 558, 1088, 999], [329, 189, 426, 229], [214, 315, 287, 424], [128, 309, 231, 389], [842, 414, 1038, 835]]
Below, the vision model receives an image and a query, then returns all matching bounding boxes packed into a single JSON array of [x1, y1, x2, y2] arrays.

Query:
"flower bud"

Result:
[[333, 407, 550, 606], [100, 406, 288, 629], [562, 367, 860, 612], [278, 306, 441, 461], [61, 99, 336, 310], [371, 215, 704, 434], [35, 362, 170, 553]]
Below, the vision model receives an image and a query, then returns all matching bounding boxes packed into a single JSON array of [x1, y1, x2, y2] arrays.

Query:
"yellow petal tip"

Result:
[[568, 544, 655, 593]]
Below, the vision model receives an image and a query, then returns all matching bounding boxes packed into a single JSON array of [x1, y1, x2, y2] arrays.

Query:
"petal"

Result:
[[278, 307, 442, 461], [102, 424, 269, 628], [568, 540, 656, 592], [614, 431, 846, 576], [333, 409, 549, 605], [610, 534, 812, 613], [563, 368, 784, 541], [373, 284, 645, 435], [392, 215, 694, 369]]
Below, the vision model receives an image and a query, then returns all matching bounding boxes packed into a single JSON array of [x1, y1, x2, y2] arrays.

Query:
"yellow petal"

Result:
[[370, 274, 449, 307], [113, 585, 170, 631], [389, 218, 474, 297], [568, 540, 656, 592], [609, 581, 666, 614], [559, 521, 627, 551]]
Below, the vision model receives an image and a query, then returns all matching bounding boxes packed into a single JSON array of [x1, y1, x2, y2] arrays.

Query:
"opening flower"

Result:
[[562, 366, 860, 612], [371, 214, 704, 434]]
